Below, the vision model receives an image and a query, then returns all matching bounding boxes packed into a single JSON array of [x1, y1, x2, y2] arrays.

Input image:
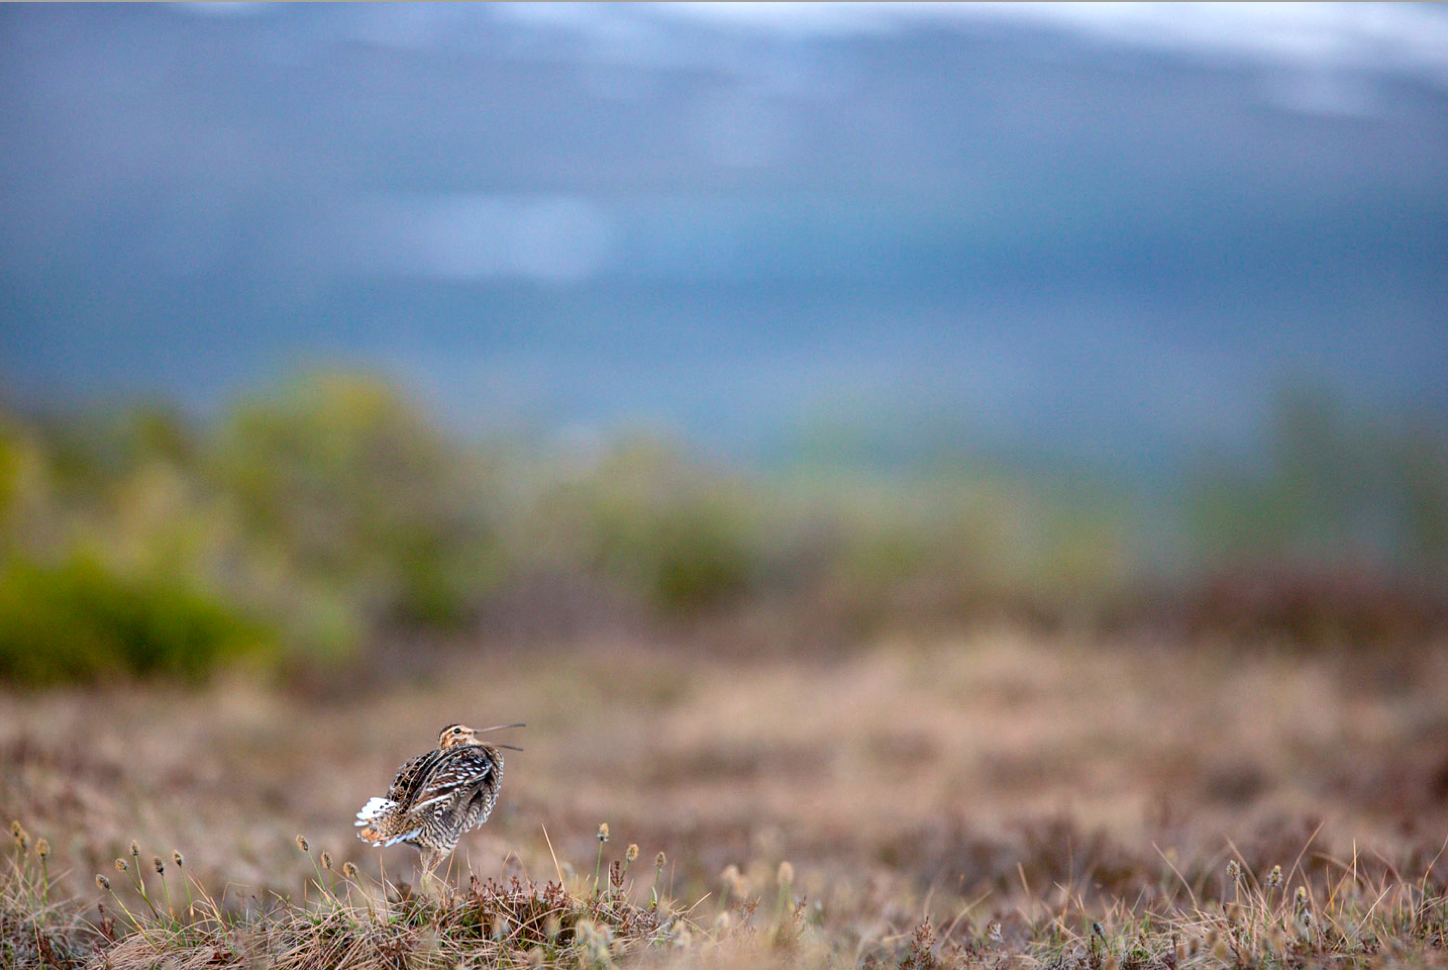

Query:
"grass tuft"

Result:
[[1, 828, 728, 970]]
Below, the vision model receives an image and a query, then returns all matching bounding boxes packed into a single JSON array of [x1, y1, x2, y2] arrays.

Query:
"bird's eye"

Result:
[[453, 727, 462, 734]]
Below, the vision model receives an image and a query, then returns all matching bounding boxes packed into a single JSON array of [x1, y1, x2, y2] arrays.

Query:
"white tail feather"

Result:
[[380, 827, 422, 847], [355, 796, 394, 822]]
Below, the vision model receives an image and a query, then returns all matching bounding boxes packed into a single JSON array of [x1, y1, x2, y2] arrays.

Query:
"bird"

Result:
[[355, 722, 523, 877]]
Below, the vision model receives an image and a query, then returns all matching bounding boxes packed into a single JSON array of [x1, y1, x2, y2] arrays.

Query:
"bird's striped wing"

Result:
[[387, 750, 446, 807], [410, 746, 499, 813]]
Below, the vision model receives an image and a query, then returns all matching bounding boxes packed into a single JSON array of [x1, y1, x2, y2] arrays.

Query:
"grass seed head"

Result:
[[11, 822, 30, 850], [1226, 859, 1242, 881], [114, 858, 128, 872], [342, 861, 359, 879], [129, 840, 139, 858], [173, 850, 184, 868], [320, 850, 332, 869], [152, 856, 164, 875], [655, 850, 667, 870], [1267, 864, 1283, 888], [35, 838, 49, 858], [721, 863, 745, 898], [778, 861, 794, 886], [597, 823, 609, 843], [626, 843, 639, 862], [295, 835, 309, 852], [96, 874, 111, 891]]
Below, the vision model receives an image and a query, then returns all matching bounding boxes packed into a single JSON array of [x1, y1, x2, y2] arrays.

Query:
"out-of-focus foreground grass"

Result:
[[3, 632, 1448, 967], [1, 370, 1444, 684]]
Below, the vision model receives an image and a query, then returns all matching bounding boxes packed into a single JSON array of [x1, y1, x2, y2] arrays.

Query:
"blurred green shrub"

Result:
[[1190, 387, 1448, 573], [528, 439, 759, 612], [1, 371, 1443, 686], [606, 489, 755, 612], [0, 553, 272, 685], [212, 373, 501, 627]]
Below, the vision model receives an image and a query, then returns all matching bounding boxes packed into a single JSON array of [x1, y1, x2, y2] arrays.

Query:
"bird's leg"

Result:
[[419, 848, 443, 895]]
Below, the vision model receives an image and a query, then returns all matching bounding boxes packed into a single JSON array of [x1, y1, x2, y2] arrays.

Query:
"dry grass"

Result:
[[4, 627, 1448, 967], [4, 832, 709, 969]]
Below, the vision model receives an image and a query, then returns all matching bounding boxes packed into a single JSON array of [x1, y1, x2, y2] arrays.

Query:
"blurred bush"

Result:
[[0, 371, 1444, 685], [1189, 387, 1448, 566], [0, 552, 271, 685], [213, 373, 502, 627], [527, 438, 760, 613]]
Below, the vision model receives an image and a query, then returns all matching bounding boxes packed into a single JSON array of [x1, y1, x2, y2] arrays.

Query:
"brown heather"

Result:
[[5, 630, 1448, 967]]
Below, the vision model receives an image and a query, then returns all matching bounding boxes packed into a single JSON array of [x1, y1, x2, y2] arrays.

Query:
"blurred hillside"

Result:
[[2, 4, 1447, 474], [1, 371, 1444, 685]]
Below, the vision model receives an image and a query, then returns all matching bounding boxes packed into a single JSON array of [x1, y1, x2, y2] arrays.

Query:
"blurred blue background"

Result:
[[5, 3, 1445, 464], [1, 3, 1446, 682]]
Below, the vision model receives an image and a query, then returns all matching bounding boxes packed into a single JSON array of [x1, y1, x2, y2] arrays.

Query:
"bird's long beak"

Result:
[[492, 743, 525, 752], [476, 722, 526, 734]]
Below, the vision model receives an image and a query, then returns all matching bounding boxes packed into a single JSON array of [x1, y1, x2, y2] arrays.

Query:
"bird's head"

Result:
[[438, 723, 480, 748], [437, 722, 526, 750]]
